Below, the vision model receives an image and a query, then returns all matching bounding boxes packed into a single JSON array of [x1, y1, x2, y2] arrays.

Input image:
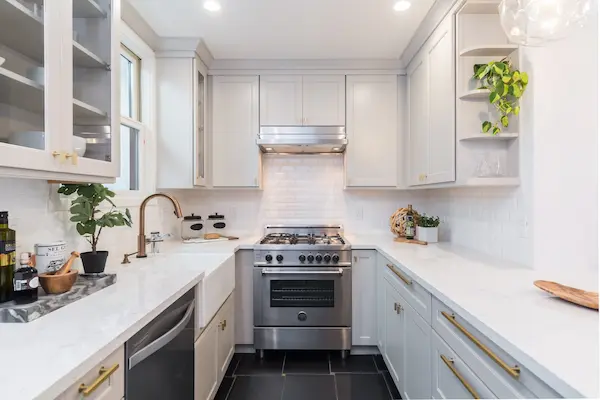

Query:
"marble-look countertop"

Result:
[[0, 233, 596, 399]]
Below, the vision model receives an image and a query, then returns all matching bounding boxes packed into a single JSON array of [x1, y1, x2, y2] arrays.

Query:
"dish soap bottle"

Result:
[[0, 211, 16, 303], [13, 252, 38, 304], [404, 205, 416, 240]]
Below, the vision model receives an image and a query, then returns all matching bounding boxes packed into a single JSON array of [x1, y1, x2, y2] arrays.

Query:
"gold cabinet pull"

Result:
[[78, 364, 119, 396], [441, 355, 479, 399], [65, 152, 78, 165], [386, 264, 412, 286], [52, 151, 66, 163], [222, 319, 227, 330], [441, 311, 520, 378]]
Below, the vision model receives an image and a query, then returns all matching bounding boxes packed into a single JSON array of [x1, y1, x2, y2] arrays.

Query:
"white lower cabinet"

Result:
[[195, 292, 235, 400], [383, 278, 404, 385], [234, 250, 254, 345], [376, 253, 387, 351], [401, 297, 432, 400], [432, 331, 496, 399], [352, 250, 377, 346], [57, 346, 124, 400]]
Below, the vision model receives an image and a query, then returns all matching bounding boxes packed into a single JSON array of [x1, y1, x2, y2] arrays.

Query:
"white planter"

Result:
[[417, 226, 438, 243]]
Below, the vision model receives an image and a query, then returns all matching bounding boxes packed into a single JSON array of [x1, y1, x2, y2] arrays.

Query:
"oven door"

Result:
[[253, 266, 351, 327]]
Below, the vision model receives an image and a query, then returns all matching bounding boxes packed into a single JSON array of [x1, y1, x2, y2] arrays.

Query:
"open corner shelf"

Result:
[[73, 0, 107, 19], [458, 1, 501, 14], [0, 67, 44, 114], [460, 44, 518, 57], [465, 177, 521, 187], [459, 89, 489, 100], [73, 98, 107, 119], [460, 133, 519, 141]]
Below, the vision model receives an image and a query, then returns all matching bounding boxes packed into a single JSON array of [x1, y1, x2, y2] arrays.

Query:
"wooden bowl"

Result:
[[39, 270, 78, 294]]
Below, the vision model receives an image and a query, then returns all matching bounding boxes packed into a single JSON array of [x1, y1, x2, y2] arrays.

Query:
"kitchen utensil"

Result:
[[390, 205, 420, 238], [203, 233, 239, 240], [534, 280, 599, 310], [181, 213, 204, 240], [394, 237, 428, 245], [55, 251, 80, 275], [34, 241, 67, 274], [73, 135, 87, 157], [39, 270, 78, 295]]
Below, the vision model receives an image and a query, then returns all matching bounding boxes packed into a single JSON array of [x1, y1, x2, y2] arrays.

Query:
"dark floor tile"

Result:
[[214, 376, 235, 400], [374, 354, 388, 372], [227, 376, 285, 400], [234, 352, 285, 375], [226, 354, 241, 377], [330, 354, 378, 373], [283, 351, 330, 374], [335, 374, 392, 400], [382, 371, 402, 399], [283, 375, 337, 400]]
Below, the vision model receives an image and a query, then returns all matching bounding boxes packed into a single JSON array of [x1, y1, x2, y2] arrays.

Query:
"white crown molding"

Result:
[[209, 58, 404, 72], [155, 37, 215, 68]]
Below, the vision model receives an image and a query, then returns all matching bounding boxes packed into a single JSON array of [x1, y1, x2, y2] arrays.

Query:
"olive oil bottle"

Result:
[[0, 211, 16, 303]]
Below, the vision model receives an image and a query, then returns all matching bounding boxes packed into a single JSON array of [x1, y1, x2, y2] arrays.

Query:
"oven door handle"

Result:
[[261, 268, 344, 275]]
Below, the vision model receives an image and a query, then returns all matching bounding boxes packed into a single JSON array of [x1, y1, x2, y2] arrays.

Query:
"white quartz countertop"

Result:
[[348, 233, 599, 399], [0, 233, 596, 399]]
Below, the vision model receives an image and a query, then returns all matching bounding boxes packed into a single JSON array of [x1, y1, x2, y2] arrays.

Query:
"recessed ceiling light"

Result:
[[265, 147, 273, 151], [332, 147, 341, 151], [394, 0, 411, 11], [204, 0, 221, 12]]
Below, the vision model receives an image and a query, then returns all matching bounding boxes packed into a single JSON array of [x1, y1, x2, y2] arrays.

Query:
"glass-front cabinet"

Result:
[[194, 56, 207, 186], [0, 0, 120, 181]]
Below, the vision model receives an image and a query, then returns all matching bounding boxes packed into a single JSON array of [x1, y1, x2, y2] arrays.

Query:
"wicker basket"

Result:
[[390, 206, 420, 237]]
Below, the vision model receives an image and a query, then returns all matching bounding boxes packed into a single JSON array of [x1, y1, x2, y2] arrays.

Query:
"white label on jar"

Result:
[[29, 276, 39, 289]]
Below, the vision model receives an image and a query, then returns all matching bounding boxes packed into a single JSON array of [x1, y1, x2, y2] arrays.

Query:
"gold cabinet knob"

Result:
[[65, 152, 79, 166], [52, 151, 66, 164]]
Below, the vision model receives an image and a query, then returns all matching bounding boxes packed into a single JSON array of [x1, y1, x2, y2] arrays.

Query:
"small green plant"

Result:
[[417, 214, 440, 228], [473, 59, 528, 135], [58, 184, 132, 253]]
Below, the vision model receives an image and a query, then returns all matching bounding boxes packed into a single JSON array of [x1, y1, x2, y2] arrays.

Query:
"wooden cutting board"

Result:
[[534, 280, 599, 310], [394, 237, 427, 246]]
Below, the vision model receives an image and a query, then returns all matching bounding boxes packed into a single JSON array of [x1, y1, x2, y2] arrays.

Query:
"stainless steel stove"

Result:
[[253, 225, 352, 354]]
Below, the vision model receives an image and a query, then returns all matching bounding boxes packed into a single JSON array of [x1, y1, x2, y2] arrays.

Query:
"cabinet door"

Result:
[[384, 279, 404, 388], [407, 54, 428, 186], [401, 300, 432, 400], [235, 250, 254, 345], [346, 75, 398, 187], [376, 254, 387, 352], [431, 331, 495, 399], [217, 294, 235, 379], [194, 57, 207, 186], [352, 250, 377, 346], [425, 16, 455, 184], [212, 75, 261, 187], [302, 75, 345, 126], [195, 321, 218, 400], [260, 75, 302, 126]]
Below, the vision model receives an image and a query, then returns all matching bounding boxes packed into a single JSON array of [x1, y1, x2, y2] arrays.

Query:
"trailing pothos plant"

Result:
[[58, 184, 132, 253], [473, 59, 529, 135]]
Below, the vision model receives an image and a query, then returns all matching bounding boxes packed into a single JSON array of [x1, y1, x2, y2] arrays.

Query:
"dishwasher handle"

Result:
[[128, 301, 195, 370]]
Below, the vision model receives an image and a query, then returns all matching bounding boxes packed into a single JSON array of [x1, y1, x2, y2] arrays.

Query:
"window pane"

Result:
[[108, 125, 140, 191], [120, 54, 133, 118]]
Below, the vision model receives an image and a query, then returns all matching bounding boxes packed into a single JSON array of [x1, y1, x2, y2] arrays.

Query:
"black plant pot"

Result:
[[80, 251, 109, 274]]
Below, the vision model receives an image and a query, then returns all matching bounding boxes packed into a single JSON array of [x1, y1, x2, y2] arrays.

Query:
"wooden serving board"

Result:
[[534, 280, 599, 310], [394, 237, 427, 246]]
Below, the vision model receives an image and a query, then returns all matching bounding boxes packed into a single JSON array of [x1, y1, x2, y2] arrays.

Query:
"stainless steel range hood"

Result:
[[257, 126, 347, 154]]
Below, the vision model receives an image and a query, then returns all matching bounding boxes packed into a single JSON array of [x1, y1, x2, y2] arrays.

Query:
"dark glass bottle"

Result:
[[0, 211, 16, 303], [13, 253, 38, 304]]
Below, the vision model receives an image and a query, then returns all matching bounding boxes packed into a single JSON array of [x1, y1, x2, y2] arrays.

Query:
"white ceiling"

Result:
[[128, 0, 436, 60]]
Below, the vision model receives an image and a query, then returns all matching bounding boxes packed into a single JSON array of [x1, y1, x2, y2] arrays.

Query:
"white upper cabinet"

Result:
[[408, 15, 456, 186], [260, 74, 345, 126], [260, 75, 302, 126], [0, 0, 120, 181], [212, 75, 261, 188], [345, 75, 398, 187], [302, 75, 345, 126]]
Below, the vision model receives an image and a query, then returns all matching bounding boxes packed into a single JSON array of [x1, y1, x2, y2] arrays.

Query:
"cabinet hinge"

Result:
[[105, 64, 112, 72]]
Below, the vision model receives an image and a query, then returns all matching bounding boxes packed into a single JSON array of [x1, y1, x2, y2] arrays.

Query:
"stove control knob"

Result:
[[299, 254, 306, 263], [307, 254, 315, 263], [324, 254, 332, 263], [276, 254, 284, 263], [265, 254, 273, 263], [332, 254, 340, 264], [315, 254, 323, 263]]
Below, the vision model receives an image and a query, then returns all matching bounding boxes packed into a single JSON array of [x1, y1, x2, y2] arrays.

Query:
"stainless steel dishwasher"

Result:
[[125, 288, 196, 400]]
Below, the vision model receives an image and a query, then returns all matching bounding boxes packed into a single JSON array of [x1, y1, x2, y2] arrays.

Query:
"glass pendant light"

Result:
[[498, 0, 593, 46]]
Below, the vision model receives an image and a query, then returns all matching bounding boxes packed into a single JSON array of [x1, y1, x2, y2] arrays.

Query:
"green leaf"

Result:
[[514, 106, 520, 116], [70, 214, 88, 223], [125, 208, 132, 221], [493, 63, 503, 74], [502, 75, 512, 84], [482, 121, 492, 133], [76, 223, 87, 236], [477, 65, 491, 80], [512, 71, 521, 82], [501, 115, 509, 127], [511, 83, 522, 97], [77, 185, 95, 198], [489, 91, 500, 103], [520, 72, 529, 84], [492, 126, 501, 135], [494, 80, 504, 95]]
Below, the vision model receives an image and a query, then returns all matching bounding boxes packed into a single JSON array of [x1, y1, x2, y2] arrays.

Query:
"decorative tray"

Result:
[[0, 273, 116, 323]]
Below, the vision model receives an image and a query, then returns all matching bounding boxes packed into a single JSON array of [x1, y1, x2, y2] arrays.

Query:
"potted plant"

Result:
[[417, 214, 440, 243], [473, 59, 529, 135], [58, 184, 132, 273]]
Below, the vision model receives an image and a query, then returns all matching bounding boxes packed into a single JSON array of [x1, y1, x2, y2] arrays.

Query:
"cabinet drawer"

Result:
[[58, 346, 124, 400], [432, 331, 496, 399], [432, 298, 560, 399], [382, 257, 431, 323]]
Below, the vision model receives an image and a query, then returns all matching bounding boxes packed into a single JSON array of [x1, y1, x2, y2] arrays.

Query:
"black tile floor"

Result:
[[214, 351, 402, 400]]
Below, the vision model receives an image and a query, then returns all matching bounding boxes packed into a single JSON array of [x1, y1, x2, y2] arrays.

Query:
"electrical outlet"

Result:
[[354, 207, 363, 220]]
